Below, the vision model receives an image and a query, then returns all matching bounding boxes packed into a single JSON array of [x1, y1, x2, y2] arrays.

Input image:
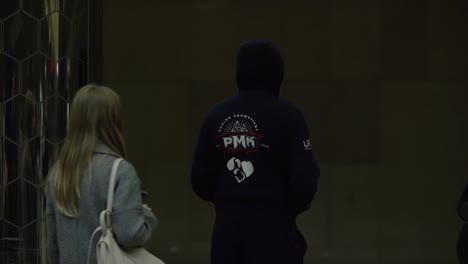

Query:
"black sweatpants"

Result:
[[211, 209, 305, 264]]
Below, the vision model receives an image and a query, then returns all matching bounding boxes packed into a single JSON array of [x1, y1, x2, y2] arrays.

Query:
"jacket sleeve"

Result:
[[111, 160, 158, 249], [46, 181, 59, 264], [191, 116, 216, 202], [458, 180, 468, 221], [285, 109, 320, 216]]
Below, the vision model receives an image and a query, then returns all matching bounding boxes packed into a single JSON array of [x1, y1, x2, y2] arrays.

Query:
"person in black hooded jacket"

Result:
[[191, 38, 320, 264]]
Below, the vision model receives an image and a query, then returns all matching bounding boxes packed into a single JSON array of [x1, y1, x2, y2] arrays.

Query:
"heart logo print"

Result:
[[241, 161, 254, 177], [227, 157, 255, 183]]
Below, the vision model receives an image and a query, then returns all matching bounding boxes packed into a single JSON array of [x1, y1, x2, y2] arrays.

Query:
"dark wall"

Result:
[[102, 0, 468, 263]]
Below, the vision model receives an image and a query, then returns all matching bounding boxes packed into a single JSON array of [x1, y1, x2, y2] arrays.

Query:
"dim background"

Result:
[[103, 0, 468, 263], [1, 0, 467, 263]]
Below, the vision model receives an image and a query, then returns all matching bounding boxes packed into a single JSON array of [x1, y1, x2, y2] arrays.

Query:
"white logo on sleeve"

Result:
[[227, 157, 254, 183], [303, 139, 312, 150]]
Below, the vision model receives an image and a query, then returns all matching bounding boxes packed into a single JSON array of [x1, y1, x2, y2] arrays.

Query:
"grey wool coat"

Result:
[[46, 144, 157, 264]]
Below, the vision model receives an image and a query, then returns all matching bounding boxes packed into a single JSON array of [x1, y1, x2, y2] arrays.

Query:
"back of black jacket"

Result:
[[191, 39, 320, 217]]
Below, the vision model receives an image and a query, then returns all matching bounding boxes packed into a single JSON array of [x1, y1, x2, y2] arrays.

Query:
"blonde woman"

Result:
[[45, 84, 157, 264]]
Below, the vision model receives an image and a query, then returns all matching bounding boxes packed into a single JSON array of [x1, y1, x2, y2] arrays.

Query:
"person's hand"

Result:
[[143, 204, 152, 212]]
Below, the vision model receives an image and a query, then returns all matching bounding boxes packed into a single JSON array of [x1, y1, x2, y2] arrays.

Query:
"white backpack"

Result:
[[86, 158, 165, 264]]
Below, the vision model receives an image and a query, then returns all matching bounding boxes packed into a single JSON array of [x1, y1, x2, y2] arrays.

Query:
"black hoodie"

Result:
[[458, 181, 468, 221], [191, 39, 319, 217]]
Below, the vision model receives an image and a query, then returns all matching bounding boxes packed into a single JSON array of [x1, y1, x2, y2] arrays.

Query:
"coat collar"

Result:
[[93, 142, 121, 157]]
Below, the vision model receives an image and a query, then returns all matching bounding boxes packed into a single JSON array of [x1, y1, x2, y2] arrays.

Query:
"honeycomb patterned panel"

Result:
[[20, 137, 42, 186], [44, 96, 68, 144], [4, 179, 23, 227], [22, 220, 41, 263], [42, 140, 60, 177], [22, 53, 57, 102], [1, 220, 20, 263], [40, 13, 71, 59], [4, 179, 38, 228], [58, 57, 85, 100], [58, 0, 91, 65], [59, 0, 86, 20], [0, 219, 3, 239], [3, 219, 20, 239], [2, 139, 19, 185], [0, 54, 20, 103], [1, 0, 89, 263], [3, 95, 40, 143], [0, 0, 19, 19], [3, 12, 38, 60], [22, 0, 52, 20]]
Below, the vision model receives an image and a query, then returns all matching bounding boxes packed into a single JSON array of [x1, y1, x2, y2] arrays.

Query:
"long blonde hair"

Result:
[[54, 84, 128, 218]]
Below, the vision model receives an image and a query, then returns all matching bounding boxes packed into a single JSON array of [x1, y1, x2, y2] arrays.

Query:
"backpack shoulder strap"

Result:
[[87, 226, 102, 264], [107, 158, 124, 211], [86, 158, 123, 264]]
